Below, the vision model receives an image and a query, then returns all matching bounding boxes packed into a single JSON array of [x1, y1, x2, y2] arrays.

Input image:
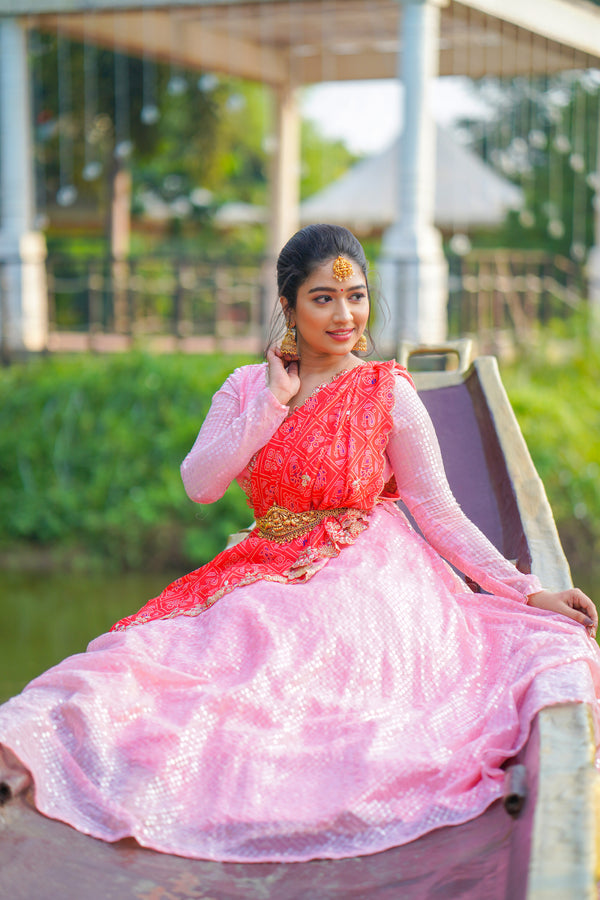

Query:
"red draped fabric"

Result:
[[112, 361, 414, 631]]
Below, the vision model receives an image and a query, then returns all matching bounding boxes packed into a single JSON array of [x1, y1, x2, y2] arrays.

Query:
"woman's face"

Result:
[[282, 258, 369, 360]]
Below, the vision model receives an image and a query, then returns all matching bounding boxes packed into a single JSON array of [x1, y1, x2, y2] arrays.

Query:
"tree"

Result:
[[454, 72, 600, 257], [32, 33, 242, 236], [30, 31, 358, 259]]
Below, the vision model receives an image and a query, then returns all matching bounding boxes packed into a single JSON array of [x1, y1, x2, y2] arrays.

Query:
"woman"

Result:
[[0, 224, 598, 863]]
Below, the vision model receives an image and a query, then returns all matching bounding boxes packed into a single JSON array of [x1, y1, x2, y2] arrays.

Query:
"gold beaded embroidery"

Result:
[[255, 504, 350, 543], [332, 256, 354, 282]]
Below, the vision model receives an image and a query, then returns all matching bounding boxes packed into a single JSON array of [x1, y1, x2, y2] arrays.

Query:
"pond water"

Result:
[[0, 570, 179, 703]]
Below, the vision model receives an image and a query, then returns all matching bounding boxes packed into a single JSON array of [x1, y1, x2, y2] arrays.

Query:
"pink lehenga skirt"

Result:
[[0, 504, 598, 862]]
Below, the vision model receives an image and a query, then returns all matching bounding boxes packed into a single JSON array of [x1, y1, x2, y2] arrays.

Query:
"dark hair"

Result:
[[276, 224, 369, 310]]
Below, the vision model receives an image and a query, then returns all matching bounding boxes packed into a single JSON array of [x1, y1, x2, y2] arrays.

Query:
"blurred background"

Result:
[[0, 0, 599, 699]]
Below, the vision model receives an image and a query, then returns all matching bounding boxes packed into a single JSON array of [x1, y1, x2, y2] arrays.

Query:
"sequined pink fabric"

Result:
[[0, 362, 599, 863]]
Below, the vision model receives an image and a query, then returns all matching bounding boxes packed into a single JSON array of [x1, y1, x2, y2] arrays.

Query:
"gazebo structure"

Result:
[[2, 0, 600, 353]]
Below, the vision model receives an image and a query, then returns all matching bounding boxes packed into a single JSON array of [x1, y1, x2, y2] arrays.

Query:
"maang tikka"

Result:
[[332, 256, 354, 282]]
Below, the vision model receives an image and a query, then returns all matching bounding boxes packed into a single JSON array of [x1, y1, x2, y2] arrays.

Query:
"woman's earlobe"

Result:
[[280, 300, 293, 329]]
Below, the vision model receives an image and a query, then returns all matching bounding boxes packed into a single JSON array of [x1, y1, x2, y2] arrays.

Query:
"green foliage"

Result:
[[500, 316, 600, 596], [32, 33, 359, 259], [300, 118, 359, 200], [0, 353, 256, 572], [32, 32, 229, 215], [456, 73, 599, 257], [132, 78, 271, 212]]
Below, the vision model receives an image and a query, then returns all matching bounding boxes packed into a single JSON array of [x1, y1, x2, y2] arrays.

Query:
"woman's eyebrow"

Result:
[[307, 283, 367, 293]]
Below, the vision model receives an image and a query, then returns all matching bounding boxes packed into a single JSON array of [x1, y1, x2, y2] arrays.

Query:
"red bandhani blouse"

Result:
[[112, 361, 414, 631]]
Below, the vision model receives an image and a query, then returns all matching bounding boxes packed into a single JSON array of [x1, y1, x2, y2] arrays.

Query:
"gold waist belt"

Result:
[[255, 504, 350, 543]]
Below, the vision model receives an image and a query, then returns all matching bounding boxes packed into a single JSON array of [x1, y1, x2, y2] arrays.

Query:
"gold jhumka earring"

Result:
[[353, 333, 368, 352], [280, 323, 299, 361]]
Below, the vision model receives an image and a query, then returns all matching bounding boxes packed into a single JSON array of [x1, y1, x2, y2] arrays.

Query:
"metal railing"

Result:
[[0, 250, 586, 356], [45, 254, 265, 353], [446, 250, 585, 352]]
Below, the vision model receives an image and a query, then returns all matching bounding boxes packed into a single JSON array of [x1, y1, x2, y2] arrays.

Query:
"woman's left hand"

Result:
[[527, 588, 597, 638]]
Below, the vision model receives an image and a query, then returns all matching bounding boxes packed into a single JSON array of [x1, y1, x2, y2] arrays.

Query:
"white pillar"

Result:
[[0, 19, 48, 354], [263, 83, 300, 336], [270, 84, 300, 258], [378, 0, 448, 354]]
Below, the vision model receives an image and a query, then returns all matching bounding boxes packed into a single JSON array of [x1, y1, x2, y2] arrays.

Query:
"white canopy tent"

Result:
[[301, 127, 523, 232], [2, 0, 600, 351]]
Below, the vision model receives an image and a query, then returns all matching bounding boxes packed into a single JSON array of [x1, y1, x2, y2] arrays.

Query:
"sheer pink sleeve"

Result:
[[386, 375, 543, 603], [180, 365, 289, 504]]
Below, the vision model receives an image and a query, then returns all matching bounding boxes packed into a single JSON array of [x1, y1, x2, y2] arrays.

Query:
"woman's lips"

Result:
[[327, 329, 355, 342]]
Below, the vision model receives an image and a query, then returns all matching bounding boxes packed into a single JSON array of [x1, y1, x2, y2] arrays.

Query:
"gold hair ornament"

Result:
[[332, 256, 354, 282]]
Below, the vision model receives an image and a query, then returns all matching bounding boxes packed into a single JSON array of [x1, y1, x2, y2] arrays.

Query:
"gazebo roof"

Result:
[[9, 0, 600, 85], [301, 127, 523, 231]]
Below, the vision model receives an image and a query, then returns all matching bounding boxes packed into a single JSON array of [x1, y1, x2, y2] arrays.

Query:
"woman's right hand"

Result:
[[527, 588, 598, 638], [267, 346, 300, 406]]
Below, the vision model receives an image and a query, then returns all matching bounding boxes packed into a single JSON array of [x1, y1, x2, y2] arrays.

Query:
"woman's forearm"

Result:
[[181, 370, 289, 504], [387, 377, 542, 603]]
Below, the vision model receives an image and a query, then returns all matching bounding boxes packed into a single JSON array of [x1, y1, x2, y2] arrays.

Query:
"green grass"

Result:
[[500, 321, 600, 597], [0, 352, 256, 573]]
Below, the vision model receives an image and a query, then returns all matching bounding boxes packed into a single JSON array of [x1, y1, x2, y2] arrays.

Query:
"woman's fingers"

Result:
[[563, 590, 597, 637], [567, 606, 594, 627], [567, 589, 598, 629], [266, 347, 299, 405], [267, 346, 283, 364], [555, 599, 596, 638], [528, 588, 598, 638]]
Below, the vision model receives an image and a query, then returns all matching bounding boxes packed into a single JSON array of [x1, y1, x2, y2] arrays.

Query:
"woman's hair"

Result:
[[276, 224, 369, 310]]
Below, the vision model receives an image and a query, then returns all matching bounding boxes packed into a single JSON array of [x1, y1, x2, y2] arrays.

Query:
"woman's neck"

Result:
[[284, 351, 365, 414], [296, 350, 362, 381]]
